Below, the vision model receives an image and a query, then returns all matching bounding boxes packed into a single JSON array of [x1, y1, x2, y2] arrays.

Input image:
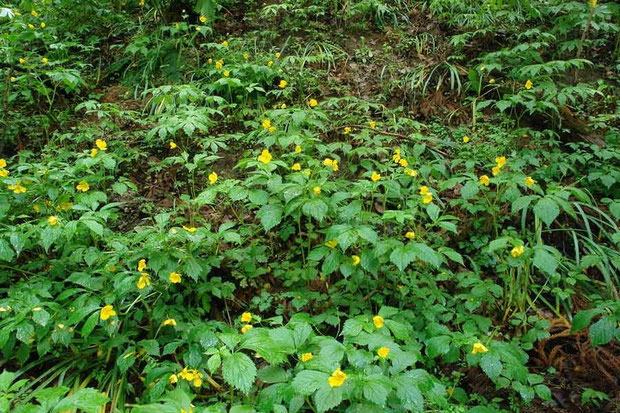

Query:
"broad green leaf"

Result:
[[222, 352, 257, 394]]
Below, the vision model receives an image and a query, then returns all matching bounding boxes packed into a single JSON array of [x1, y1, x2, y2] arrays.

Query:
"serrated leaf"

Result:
[[589, 316, 616, 347], [222, 352, 257, 394], [292, 370, 329, 395], [533, 198, 559, 227], [257, 204, 282, 232], [314, 386, 343, 413], [390, 246, 416, 271]]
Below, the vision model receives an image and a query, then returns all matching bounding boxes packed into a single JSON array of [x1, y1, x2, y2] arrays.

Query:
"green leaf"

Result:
[[589, 316, 616, 347], [425, 336, 450, 358], [362, 375, 390, 406], [292, 370, 329, 395], [533, 198, 559, 227], [480, 353, 502, 381], [207, 353, 221, 373], [302, 199, 329, 222], [314, 386, 343, 413], [0, 239, 15, 262], [390, 246, 416, 271], [82, 220, 104, 236], [52, 388, 108, 413], [257, 365, 289, 384], [534, 384, 552, 401], [571, 309, 603, 333], [461, 181, 479, 200], [410, 243, 442, 268], [222, 352, 257, 394], [257, 204, 282, 232], [533, 248, 557, 275]]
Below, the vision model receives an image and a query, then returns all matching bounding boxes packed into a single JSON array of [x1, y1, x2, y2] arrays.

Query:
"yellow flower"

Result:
[[489, 78, 495, 84], [269, 126, 276, 133], [589, 0, 597, 8], [241, 324, 253, 334], [10, 77, 15, 82], [243, 52, 249, 60], [222, 40, 228, 47], [525, 176, 535, 188], [479, 175, 490, 186], [179, 367, 194, 381], [291, 163, 301, 171], [295, 145, 302, 153], [511, 245, 525, 258], [170, 141, 177, 149], [267, 60, 273, 67], [492, 166, 501, 176], [275, 52, 281, 58], [463, 136, 470, 143], [399, 158, 408, 167], [163, 318, 177, 326], [169, 272, 182, 283], [262, 119, 271, 129], [8, 182, 27, 194], [137, 272, 151, 289], [495, 156, 506, 168], [373, 315, 384, 329], [352, 255, 360, 266], [309, 99, 318, 107], [76, 180, 89, 192], [422, 193, 433, 204], [95, 139, 107, 151], [169, 374, 178, 384], [28, 23, 34, 29], [377, 347, 390, 358], [343, 126, 351, 134], [258, 149, 272, 164], [199, 15, 207, 23], [41, 57, 48, 64], [369, 120, 376, 129], [193, 376, 202, 387], [325, 239, 338, 248], [0, 169, 8, 177], [419, 186, 428, 195], [279, 80, 287, 89], [183, 226, 197, 233], [313, 186, 321, 195], [323, 158, 333, 166], [405, 231, 415, 240], [90, 148, 98, 157], [208, 172, 218, 184], [525, 79, 533, 90], [100, 305, 116, 320], [404, 168, 417, 177], [303, 169, 311, 176], [472, 342, 489, 354], [215, 59, 223, 69], [371, 171, 381, 182], [301, 352, 313, 362], [40, 22, 46, 28], [19, 58, 26, 64], [31, 10, 38, 17], [241, 312, 252, 323], [281, 103, 287, 109], [48, 216, 58, 226], [332, 161, 339, 172], [328, 368, 347, 388], [138, 259, 147, 271], [223, 70, 230, 77]]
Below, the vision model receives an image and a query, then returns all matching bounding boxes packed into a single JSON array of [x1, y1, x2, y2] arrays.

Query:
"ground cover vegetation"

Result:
[[0, 0, 619, 411]]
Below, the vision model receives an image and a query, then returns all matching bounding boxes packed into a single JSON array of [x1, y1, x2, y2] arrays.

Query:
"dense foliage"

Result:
[[1, 0, 619, 412]]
